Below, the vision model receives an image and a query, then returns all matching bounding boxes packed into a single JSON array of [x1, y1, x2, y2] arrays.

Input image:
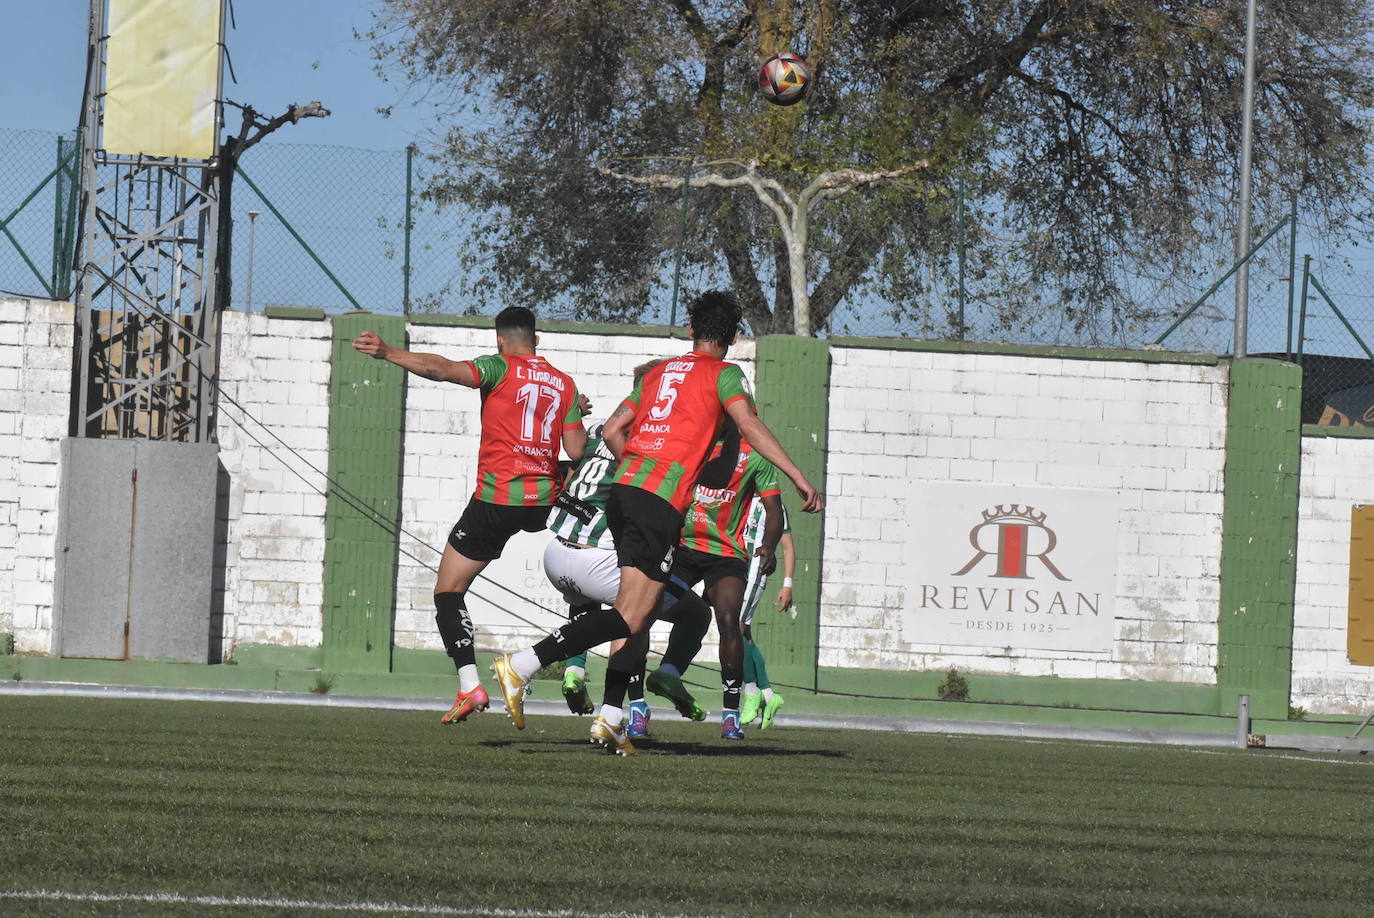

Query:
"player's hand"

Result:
[[775, 585, 794, 614], [755, 547, 777, 577], [577, 392, 593, 416], [794, 476, 823, 512], [352, 330, 388, 360]]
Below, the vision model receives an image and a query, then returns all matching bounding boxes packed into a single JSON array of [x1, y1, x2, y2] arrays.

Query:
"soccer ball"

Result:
[[757, 52, 812, 106]]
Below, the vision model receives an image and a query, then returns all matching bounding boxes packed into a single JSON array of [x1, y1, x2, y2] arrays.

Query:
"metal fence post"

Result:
[[957, 166, 967, 340], [403, 144, 414, 316], [1236, 694, 1251, 748], [51, 136, 66, 295], [1285, 196, 1298, 359], [668, 159, 692, 329], [1295, 254, 1312, 366]]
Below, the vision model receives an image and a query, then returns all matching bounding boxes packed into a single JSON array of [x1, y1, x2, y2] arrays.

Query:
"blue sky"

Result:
[[0, 0, 424, 151]]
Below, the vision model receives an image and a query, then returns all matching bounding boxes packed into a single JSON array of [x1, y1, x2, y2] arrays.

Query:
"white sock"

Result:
[[762, 687, 775, 703], [599, 704, 623, 724], [565, 665, 586, 680], [743, 683, 761, 697], [656, 662, 681, 678], [511, 649, 541, 679], [458, 665, 481, 694]]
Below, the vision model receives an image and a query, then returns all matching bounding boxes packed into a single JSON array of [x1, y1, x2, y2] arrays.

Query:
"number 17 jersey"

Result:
[[462, 353, 582, 506], [613, 351, 753, 513]]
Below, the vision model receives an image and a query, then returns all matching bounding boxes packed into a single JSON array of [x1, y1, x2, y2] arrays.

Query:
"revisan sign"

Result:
[[903, 483, 1120, 653]]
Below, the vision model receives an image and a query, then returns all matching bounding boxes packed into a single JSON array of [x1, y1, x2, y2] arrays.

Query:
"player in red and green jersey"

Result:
[[644, 424, 787, 738], [491, 290, 822, 750], [353, 306, 586, 726]]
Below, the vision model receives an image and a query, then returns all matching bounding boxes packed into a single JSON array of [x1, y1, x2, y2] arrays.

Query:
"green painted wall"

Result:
[[321, 314, 407, 673], [751, 335, 829, 691], [1216, 359, 1303, 719]]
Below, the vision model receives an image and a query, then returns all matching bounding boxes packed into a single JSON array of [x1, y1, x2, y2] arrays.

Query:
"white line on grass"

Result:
[[0, 890, 732, 918]]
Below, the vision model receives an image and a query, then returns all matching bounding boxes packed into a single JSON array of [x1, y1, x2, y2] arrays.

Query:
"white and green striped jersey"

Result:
[[742, 495, 790, 554], [546, 422, 617, 550]]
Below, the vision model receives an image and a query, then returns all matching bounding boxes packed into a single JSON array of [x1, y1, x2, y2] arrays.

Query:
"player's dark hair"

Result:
[[494, 306, 536, 345], [686, 290, 742, 347], [632, 357, 670, 384]]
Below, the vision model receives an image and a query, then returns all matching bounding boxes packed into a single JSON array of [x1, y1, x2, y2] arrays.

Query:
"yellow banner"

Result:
[[104, 0, 222, 159]]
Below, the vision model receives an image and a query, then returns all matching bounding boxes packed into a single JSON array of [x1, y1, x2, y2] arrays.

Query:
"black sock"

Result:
[[533, 606, 632, 667], [721, 666, 743, 711], [434, 592, 475, 673], [662, 602, 711, 674], [603, 667, 632, 709], [627, 668, 645, 702]]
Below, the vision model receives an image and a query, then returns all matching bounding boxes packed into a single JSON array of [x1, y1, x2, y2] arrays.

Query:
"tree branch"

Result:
[[599, 159, 796, 234], [800, 162, 931, 213]]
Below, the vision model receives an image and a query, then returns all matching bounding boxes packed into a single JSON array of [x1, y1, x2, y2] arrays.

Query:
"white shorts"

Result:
[[741, 551, 770, 627], [542, 537, 621, 608]]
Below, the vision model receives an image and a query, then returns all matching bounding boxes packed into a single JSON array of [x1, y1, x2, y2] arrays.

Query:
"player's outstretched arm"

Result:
[[601, 399, 636, 459], [776, 530, 796, 613], [352, 330, 478, 387], [756, 493, 785, 576], [561, 424, 588, 462], [724, 400, 824, 512]]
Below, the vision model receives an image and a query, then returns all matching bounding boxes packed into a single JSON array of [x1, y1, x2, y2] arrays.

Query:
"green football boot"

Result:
[[561, 671, 593, 715], [646, 669, 706, 722], [760, 693, 785, 730], [739, 692, 763, 726]]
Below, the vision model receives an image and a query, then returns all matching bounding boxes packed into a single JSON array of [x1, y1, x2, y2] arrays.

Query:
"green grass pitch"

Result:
[[2, 695, 1372, 917]]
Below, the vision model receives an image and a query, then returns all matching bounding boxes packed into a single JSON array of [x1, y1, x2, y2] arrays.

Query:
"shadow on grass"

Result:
[[478, 738, 848, 758]]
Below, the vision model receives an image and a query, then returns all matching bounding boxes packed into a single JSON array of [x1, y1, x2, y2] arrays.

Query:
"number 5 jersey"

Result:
[[613, 351, 753, 513]]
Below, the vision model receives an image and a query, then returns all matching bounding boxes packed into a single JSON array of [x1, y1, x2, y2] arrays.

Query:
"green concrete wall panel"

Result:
[[321, 314, 407, 673], [751, 335, 829, 690], [1216, 359, 1302, 719]]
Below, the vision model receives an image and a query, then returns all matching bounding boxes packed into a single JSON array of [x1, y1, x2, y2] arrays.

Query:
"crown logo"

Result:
[[981, 504, 1047, 524]]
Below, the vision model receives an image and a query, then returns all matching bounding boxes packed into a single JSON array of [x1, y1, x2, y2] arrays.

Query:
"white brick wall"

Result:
[[1293, 433, 1374, 714], [823, 346, 1229, 683], [214, 311, 332, 656], [392, 323, 754, 660], [0, 298, 74, 652]]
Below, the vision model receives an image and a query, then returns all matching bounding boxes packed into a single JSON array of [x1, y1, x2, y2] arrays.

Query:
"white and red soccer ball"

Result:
[[757, 52, 812, 106]]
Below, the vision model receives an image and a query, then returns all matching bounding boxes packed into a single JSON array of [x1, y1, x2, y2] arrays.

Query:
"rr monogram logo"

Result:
[[953, 505, 1069, 581]]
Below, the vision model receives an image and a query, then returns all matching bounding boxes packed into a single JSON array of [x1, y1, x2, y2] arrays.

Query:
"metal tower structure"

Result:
[[73, 0, 226, 443]]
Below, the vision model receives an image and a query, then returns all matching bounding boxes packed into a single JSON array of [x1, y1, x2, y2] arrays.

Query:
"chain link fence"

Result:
[[4, 124, 1374, 378], [0, 128, 80, 302]]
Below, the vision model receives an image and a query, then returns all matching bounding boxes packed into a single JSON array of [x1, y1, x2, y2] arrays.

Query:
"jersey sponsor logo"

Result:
[[692, 485, 737, 508], [553, 489, 597, 524]]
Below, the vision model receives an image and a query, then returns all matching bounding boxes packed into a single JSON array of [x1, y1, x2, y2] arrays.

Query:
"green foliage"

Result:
[[534, 660, 566, 682], [370, 0, 1374, 340], [1288, 704, 1308, 721], [310, 672, 337, 695], [937, 668, 970, 702]]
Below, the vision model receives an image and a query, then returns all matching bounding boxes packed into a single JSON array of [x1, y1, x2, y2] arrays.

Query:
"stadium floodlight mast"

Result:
[[1233, 0, 1259, 359]]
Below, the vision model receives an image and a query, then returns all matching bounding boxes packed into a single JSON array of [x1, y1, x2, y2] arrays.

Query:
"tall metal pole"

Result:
[[403, 144, 414, 316], [957, 167, 967, 340], [668, 159, 693, 329], [245, 210, 261, 312], [1233, 0, 1258, 359], [1285, 195, 1297, 360], [1295, 254, 1312, 366]]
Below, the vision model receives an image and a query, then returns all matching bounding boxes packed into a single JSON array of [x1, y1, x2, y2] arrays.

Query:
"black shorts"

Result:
[[667, 545, 749, 598], [605, 484, 683, 583], [447, 498, 549, 563]]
